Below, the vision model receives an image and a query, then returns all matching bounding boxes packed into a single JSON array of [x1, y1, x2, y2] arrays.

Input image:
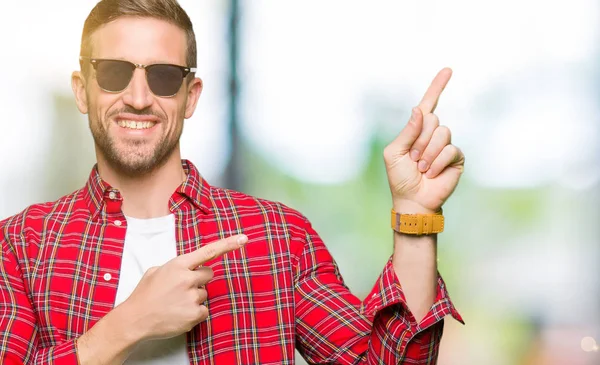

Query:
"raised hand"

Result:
[[383, 68, 465, 213], [122, 234, 248, 341]]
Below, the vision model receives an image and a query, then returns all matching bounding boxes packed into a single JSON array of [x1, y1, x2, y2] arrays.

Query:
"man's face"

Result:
[[73, 17, 202, 176]]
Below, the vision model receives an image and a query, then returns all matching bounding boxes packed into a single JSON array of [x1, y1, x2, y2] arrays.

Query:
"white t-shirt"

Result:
[[114, 214, 189, 365]]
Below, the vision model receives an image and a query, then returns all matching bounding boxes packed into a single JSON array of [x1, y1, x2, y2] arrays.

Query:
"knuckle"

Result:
[[144, 266, 158, 277], [204, 245, 217, 261], [195, 269, 213, 288], [450, 145, 464, 163], [167, 256, 183, 268], [198, 305, 209, 321], [425, 113, 440, 127], [205, 267, 214, 281], [198, 265, 210, 274], [445, 144, 458, 156], [185, 313, 200, 331], [198, 289, 208, 303], [197, 266, 214, 280], [192, 288, 202, 299], [185, 272, 197, 286], [189, 290, 199, 303], [437, 125, 451, 139]]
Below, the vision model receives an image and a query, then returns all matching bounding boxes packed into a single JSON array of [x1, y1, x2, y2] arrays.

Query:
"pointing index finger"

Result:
[[418, 68, 452, 114], [179, 234, 248, 269]]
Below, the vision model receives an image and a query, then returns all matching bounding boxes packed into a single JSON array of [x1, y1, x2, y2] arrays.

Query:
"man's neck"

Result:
[[96, 152, 187, 219]]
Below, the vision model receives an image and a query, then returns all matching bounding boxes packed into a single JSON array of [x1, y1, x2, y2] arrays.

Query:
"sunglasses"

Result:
[[79, 57, 197, 97]]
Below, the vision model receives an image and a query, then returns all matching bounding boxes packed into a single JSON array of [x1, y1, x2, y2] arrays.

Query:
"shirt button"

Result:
[[114, 220, 122, 227], [103, 273, 112, 281], [109, 191, 117, 200]]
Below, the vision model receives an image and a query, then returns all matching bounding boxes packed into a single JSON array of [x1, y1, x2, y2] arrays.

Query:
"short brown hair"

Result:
[[80, 0, 197, 68]]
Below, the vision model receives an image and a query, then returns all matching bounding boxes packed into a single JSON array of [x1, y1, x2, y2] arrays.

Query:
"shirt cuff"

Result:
[[361, 257, 464, 333], [33, 339, 79, 365]]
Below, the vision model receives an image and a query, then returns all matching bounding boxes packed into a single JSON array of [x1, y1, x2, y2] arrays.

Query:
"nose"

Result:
[[121, 68, 153, 110]]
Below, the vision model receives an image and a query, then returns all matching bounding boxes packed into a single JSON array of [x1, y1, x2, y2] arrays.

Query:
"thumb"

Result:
[[392, 107, 423, 154]]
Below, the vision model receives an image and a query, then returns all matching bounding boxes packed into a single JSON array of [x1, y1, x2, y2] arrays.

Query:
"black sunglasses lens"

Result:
[[96, 60, 134, 92], [147, 65, 185, 96]]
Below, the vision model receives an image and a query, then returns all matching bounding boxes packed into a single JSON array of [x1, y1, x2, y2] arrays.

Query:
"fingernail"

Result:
[[237, 235, 248, 246], [418, 160, 428, 171], [426, 169, 434, 178], [410, 149, 420, 161]]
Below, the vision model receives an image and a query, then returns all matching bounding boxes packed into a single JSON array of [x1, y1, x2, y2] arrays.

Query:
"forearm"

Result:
[[360, 255, 452, 364], [294, 215, 458, 364], [391, 200, 438, 324], [76, 302, 144, 365]]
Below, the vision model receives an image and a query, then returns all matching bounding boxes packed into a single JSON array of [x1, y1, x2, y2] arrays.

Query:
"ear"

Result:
[[184, 77, 203, 119], [71, 71, 89, 114]]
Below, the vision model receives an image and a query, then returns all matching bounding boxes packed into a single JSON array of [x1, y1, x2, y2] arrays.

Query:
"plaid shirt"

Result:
[[0, 160, 462, 365]]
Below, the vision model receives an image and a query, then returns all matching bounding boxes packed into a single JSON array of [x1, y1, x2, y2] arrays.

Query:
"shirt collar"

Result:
[[83, 159, 213, 219]]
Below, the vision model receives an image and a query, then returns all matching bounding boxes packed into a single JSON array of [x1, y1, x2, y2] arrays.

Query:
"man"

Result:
[[0, 0, 464, 364]]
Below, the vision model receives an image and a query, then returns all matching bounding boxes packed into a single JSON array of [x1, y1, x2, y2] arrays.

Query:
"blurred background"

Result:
[[1, 0, 599, 363]]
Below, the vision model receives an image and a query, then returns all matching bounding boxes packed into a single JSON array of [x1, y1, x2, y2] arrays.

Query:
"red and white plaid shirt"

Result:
[[0, 160, 462, 364]]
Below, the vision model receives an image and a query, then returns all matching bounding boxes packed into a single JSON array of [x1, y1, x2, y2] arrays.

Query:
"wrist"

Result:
[[391, 200, 444, 236], [76, 302, 143, 365], [114, 299, 149, 343], [392, 199, 439, 214]]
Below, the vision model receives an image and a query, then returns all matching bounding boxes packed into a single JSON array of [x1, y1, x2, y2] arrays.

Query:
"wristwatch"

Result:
[[391, 208, 444, 235]]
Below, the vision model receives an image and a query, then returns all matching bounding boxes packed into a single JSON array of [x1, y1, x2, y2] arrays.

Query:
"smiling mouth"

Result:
[[117, 120, 157, 130]]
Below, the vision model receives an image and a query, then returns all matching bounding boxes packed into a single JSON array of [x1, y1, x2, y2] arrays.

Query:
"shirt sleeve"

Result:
[[294, 218, 463, 364], [0, 228, 79, 365]]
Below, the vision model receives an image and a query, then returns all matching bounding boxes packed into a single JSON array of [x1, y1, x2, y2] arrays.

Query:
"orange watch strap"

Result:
[[391, 209, 444, 235]]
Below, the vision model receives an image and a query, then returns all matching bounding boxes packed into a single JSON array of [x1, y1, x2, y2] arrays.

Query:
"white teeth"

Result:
[[117, 120, 156, 130]]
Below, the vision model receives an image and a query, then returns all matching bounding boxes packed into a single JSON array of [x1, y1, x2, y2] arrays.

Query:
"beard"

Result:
[[89, 107, 183, 177]]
